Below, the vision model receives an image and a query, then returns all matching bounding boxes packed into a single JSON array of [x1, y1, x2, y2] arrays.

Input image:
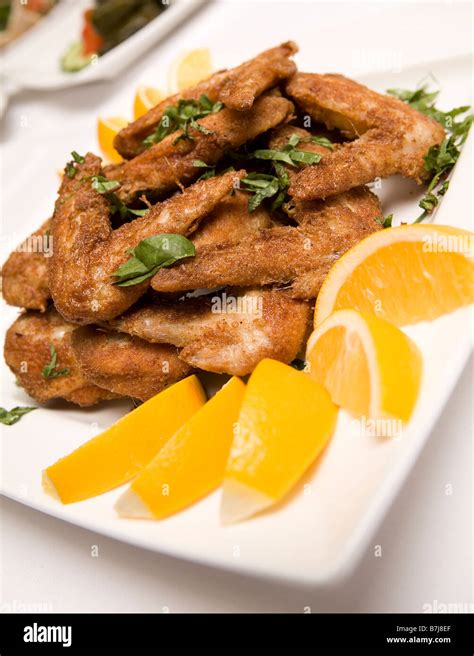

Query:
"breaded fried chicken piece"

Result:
[[49, 154, 243, 324], [151, 188, 382, 299], [2, 219, 51, 311], [285, 73, 445, 200], [71, 328, 192, 401], [4, 308, 117, 406], [105, 288, 310, 376], [192, 190, 274, 247], [109, 93, 294, 204], [114, 42, 298, 158]]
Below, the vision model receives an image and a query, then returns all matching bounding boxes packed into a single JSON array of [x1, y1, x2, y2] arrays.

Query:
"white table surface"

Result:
[[1, 0, 473, 613]]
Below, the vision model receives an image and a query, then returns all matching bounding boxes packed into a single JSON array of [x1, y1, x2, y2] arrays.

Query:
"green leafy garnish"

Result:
[[241, 169, 290, 213], [0, 406, 36, 426], [112, 234, 195, 286], [388, 85, 472, 223], [192, 159, 216, 180], [42, 345, 70, 380], [90, 175, 121, 194], [89, 176, 149, 221], [252, 133, 323, 167], [65, 151, 86, 178], [143, 95, 222, 148], [375, 213, 393, 229], [308, 135, 334, 150]]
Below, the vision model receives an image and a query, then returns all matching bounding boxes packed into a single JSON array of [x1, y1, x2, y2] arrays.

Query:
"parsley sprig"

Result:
[[65, 151, 85, 178], [241, 163, 290, 213], [143, 95, 223, 148], [42, 344, 70, 380], [387, 86, 472, 222], [375, 214, 393, 229], [112, 234, 195, 286], [0, 406, 36, 426], [251, 133, 323, 167], [89, 176, 149, 221]]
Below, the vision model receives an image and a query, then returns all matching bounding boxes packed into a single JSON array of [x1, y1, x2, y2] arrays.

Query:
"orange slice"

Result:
[[306, 310, 422, 423], [97, 116, 128, 163], [133, 85, 165, 119], [314, 225, 474, 327], [220, 359, 338, 524], [43, 376, 206, 503], [168, 48, 212, 93], [115, 376, 246, 519]]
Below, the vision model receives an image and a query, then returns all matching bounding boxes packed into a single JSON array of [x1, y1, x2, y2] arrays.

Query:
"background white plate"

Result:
[[0, 43, 472, 585]]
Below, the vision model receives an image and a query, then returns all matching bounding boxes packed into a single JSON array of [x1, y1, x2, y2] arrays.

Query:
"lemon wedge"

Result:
[[220, 359, 338, 524], [97, 116, 128, 163], [133, 85, 165, 119], [314, 224, 474, 327], [115, 376, 246, 519], [43, 375, 206, 504], [307, 310, 422, 423], [168, 48, 212, 93]]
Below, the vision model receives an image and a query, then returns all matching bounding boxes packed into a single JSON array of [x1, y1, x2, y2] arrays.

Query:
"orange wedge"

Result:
[[115, 376, 246, 519], [168, 48, 212, 93], [133, 85, 165, 119], [314, 225, 474, 327], [306, 310, 422, 424], [43, 376, 206, 503], [97, 116, 128, 163], [220, 360, 338, 524]]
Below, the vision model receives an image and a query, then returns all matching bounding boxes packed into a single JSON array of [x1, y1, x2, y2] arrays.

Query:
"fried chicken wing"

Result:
[[2, 219, 51, 311], [71, 328, 192, 401], [4, 308, 117, 406], [114, 42, 297, 158], [285, 73, 445, 200], [151, 188, 382, 299], [49, 154, 243, 323], [109, 93, 294, 204], [192, 190, 274, 246], [105, 288, 310, 376]]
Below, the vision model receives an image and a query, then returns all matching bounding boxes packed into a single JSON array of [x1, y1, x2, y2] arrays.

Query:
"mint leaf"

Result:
[[0, 406, 36, 426]]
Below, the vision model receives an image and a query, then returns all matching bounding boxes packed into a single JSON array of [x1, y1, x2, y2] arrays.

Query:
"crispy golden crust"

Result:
[[1, 220, 51, 311], [109, 94, 294, 204], [192, 191, 274, 247], [106, 288, 310, 376], [285, 73, 445, 200], [48, 154, 243, 324], [114, 42, 298, 159], [3, 308, 117, 406], [151, 188, 382, 299], [71, 328, 192, 401]]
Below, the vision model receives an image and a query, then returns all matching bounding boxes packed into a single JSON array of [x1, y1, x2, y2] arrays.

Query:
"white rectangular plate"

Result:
[[1, 52, 472, 586]]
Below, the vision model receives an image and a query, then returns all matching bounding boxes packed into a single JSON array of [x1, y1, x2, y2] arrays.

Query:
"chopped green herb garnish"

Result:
[[65, 151, 86, 178], [42, 344, 70, 380], [388, 85, 472, 223], [90, 175, 121, 194], [112, 234, 195, 287], [375, 213, 393, 228], [251, 133, 323, 167], [0, 406, 36, 426], [143, 95, 222, 148], [241, 172, 286, 212], [308, 135, 334, 150]]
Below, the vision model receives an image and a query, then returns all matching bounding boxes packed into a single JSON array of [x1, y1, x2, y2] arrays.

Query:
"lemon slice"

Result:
[[220, 359, 338, 524], [43, 375, 206, 504], [133, 85, 165, 119], [306, 310, 422, 423], [168, 48, 212, 94], [314, 225, 474, 327], [97, 116, 128, 163], [115, 376, 246, 519]]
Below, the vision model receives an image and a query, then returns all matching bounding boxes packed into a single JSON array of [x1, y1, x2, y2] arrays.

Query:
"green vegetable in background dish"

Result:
[[61, 42, 96, 73]]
